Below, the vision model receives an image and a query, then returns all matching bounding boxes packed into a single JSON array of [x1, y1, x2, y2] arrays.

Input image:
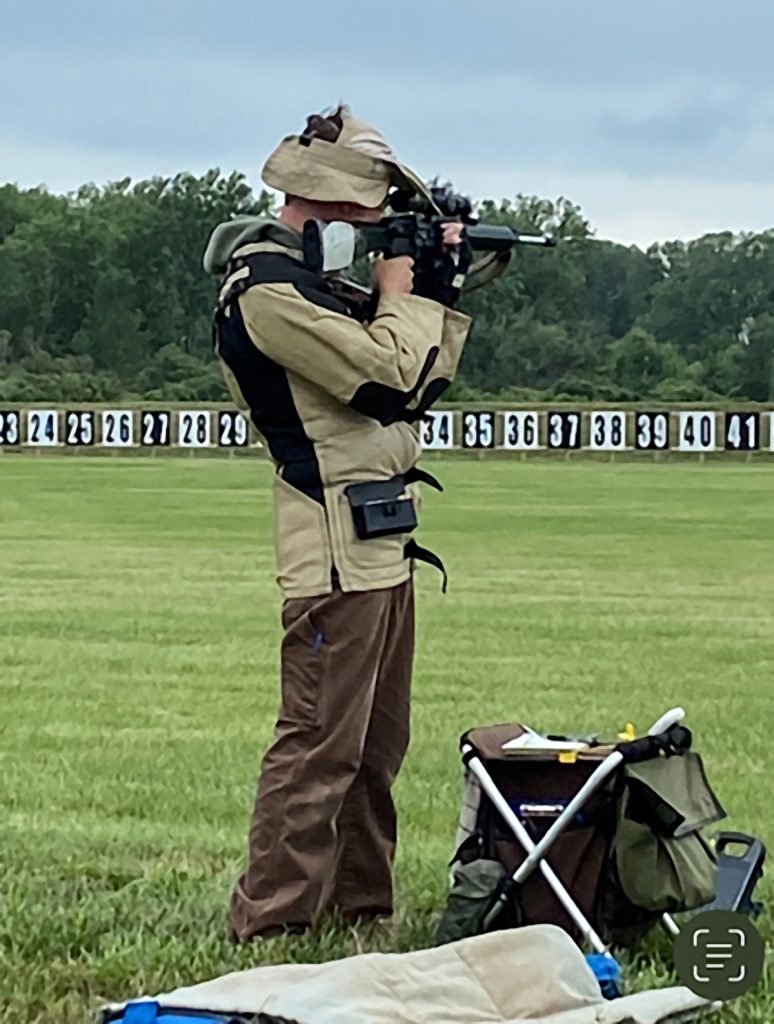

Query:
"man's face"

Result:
[[324, 200, 384, 225]]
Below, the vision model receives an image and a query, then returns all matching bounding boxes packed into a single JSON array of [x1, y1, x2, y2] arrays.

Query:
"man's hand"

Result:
[[372, 255, 414, 295], [441, 222, 465, 249], [412, 221, 472, 309]]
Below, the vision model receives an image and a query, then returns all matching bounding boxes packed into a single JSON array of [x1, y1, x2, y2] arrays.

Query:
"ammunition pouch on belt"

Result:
[[344, 467, 441, 540], [344, 468, 449, 592], [345, 477, 418, 540]]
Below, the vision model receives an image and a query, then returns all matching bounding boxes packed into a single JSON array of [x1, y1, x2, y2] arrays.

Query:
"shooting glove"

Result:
[[412, 231, 473, 309]]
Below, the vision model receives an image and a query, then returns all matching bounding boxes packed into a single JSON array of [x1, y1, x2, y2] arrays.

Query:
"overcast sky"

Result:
[[3, 0, 773, 247]]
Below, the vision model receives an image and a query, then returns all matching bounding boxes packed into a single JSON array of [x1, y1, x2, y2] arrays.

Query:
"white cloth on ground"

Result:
[[108, 925, 717, 1024]]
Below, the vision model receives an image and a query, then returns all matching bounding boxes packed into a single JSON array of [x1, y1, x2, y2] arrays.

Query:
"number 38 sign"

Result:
[[588, 411, 627, 450]]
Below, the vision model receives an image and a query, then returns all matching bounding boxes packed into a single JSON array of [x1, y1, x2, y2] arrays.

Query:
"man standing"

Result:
[[204, 105, 472, 942]]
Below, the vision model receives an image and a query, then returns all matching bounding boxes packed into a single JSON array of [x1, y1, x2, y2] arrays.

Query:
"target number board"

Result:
[[3, 408, 774, 455], [0, 409, 254, 448], [420, 411, 454, 450], [415, 409, 774, 452], [501, 411, 540, 450]]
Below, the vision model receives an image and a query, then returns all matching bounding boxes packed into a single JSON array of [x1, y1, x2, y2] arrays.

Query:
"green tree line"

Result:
[[1, 172, 773, 404]]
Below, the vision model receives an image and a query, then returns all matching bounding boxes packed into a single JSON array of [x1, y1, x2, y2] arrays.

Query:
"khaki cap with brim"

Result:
[[262, 105, 439, 213]]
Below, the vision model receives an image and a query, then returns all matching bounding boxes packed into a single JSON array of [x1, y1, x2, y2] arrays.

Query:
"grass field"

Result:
[[1, 455, 772, 1023]]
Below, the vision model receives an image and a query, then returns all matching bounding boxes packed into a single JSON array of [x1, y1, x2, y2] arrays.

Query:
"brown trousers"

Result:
[[230, 578, 415, 941]]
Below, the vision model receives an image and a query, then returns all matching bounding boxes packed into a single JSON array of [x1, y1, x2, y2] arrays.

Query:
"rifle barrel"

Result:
[[467, 224, 556, 251]]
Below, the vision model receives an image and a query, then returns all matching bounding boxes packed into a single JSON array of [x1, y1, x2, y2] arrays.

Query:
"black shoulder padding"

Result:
[[294, 283, 350, 316], [400, 377, 451, 423], [220, 252, 350, 318], [215, 296, 325, 506]]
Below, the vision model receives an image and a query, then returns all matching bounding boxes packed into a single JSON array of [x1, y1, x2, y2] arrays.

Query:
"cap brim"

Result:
[[389, 163, 441, 214]]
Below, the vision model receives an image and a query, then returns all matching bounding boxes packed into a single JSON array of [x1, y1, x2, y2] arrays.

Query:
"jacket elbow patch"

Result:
[[400, 377, 451, 423], [349, 346, 439, 425]]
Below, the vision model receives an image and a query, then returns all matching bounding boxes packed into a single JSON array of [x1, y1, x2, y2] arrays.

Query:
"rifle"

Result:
[[303, 184, 556, 296]]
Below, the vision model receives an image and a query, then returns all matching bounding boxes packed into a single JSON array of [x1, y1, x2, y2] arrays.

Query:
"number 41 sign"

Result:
[[724, 412, 759, 451]]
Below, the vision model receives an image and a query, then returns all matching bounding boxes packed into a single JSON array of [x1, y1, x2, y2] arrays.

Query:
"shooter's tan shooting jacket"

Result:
[[209, 218, 471, 598]]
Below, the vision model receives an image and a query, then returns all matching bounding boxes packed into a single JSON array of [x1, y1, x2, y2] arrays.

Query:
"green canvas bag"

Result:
[[615, 751, 725, 913], [435, 858, 506, 945]]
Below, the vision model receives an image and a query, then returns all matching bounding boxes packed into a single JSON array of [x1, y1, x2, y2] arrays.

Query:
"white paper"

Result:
[[502, 727, 590, 753]]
